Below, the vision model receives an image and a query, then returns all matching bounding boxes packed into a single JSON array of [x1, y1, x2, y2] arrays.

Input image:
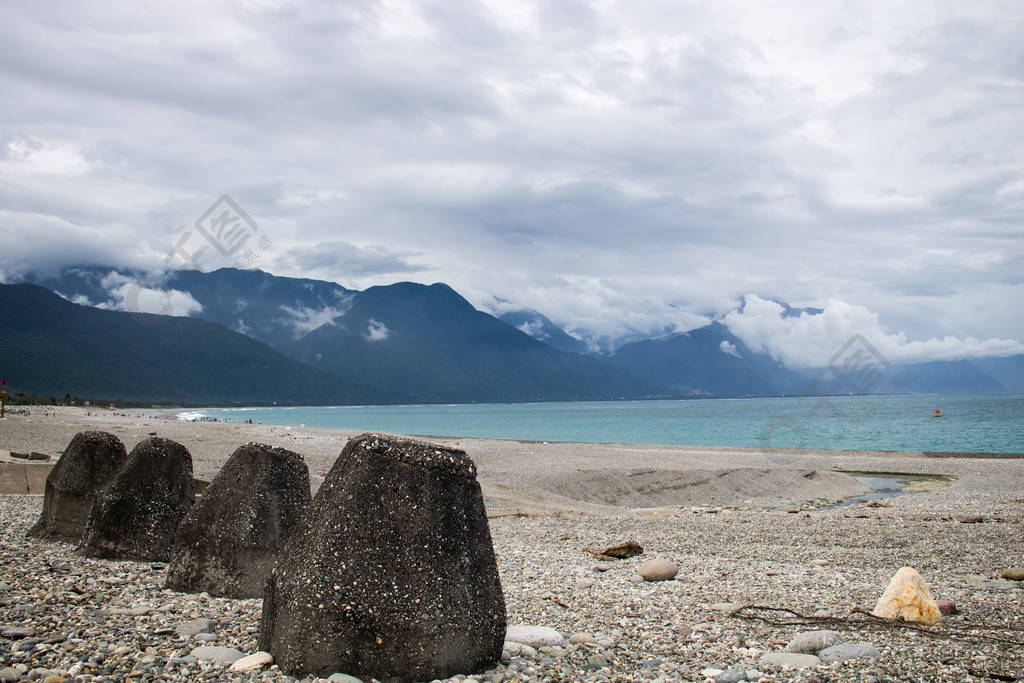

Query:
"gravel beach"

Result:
[[1, 407, 1022, 682]]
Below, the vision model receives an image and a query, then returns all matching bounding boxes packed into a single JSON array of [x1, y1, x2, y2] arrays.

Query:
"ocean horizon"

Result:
[[193, 393, 1024, 455]]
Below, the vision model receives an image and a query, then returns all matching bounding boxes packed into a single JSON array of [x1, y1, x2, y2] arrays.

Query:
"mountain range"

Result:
[[3, 265, 1021, 405]]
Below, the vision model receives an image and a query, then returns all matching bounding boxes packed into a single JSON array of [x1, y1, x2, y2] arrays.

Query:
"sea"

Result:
[[192, 393, 1024, 454]]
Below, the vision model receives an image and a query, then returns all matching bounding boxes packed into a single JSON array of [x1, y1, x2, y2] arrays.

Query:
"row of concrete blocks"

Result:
[[26, 431, 507, 682]]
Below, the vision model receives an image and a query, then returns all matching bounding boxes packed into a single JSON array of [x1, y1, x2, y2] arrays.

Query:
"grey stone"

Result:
[[759, 652, 821, 669], [1, 627, 34, 638], [785, 630, 844, 654], [166, 442, 311, 598], [818, 643, 881, 663], [715, 670, 748, 683], [0, 667, 17, 683], [327, 675, 364, 683], [259, 433, 506, 682], [78, 437, 194, 562], [28, 431, 128, 543], [176, 618, 217, 636], [189, 645, 245, 664]]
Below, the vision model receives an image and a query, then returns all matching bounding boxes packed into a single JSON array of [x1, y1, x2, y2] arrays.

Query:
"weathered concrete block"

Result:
[[259, 433, 506, 682], [78, 437, 194, 562], [166, 442, 311, 598], [28, 432, 128, 542]]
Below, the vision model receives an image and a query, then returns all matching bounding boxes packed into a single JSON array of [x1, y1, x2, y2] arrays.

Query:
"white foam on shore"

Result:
[[176, 411, 206, 421]]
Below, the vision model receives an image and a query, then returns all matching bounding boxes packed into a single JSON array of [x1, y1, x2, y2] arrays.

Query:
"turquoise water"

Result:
[[196, 394, 1024, 454]]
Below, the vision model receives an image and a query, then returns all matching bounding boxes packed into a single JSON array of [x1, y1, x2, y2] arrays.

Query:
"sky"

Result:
[[1, 0, 1022, 366]]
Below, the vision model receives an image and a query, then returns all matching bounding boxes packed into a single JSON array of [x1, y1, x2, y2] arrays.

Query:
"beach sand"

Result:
[[1, 406, 1022, 681]]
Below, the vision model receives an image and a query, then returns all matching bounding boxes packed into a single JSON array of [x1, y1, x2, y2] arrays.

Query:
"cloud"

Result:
[[365, 319, 390, 342], [0, 0, 1020, 353], [719, 340, 741, 358], [94, 277, 204, 317], [723, 294, 1024, 368], [277, 303, 349, 338]]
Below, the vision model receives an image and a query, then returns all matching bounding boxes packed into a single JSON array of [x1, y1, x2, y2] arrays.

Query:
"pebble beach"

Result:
[[1, 407, 1022, 682]]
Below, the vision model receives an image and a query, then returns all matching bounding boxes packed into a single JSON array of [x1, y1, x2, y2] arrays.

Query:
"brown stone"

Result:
[[582, 541, 643, 559], [637, 558, 678, 582]]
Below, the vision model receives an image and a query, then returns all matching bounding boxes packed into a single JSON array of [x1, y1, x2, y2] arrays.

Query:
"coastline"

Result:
[[2, 405, 1023, 514], [1, 406, 1022, 681]]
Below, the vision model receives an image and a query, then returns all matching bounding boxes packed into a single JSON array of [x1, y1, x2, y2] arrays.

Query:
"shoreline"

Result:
[[2, 405, 1023, 514]]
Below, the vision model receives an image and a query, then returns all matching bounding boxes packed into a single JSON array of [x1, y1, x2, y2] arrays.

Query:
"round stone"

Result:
[[637, 559, 678, 581], [785, 630, 843, 654]]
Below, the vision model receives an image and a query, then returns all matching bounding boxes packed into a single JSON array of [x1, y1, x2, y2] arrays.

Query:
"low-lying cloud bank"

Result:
[[722, 295, 1024, 368]]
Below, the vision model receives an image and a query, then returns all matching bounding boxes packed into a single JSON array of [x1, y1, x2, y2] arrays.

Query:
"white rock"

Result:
[[229, 651, 274, 673], [872, 566, 942, 625], [504, 625, 565, 648], [189, 646, 245, 664]]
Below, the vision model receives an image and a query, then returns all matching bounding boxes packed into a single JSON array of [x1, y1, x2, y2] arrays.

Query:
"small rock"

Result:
[[759, 652, 821, 669], [936, 599, 958, 615], [809, 559, 830, 566], [818, 643, 881, 663], [505, 625, 564, 648], [714, 669, 748, 683], [176, 618, 217, 636], [966, 575, 1021, 590], [1001, 568, 1024, 581], [189, 645, 245, 664], [785, 630, 843, 654], [0, 668, 18, 683], [575, 579, 595, 589], [327, 675, 364, 683], [0, 627, 34, 639], [637, 559, 678, 581], [229, 651, 274, 673], [628, 574, 645, 584], [569, 633, 598, 645], [503, 642, 538, 658], [593, 563, 614, 572], [709, 602, 741, 613]]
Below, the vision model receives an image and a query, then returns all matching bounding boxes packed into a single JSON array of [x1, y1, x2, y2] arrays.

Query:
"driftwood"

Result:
[[582, 541, 644, 560]]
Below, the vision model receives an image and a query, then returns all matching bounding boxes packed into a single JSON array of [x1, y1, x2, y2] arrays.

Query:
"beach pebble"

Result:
[[176, 617, 217, 636], [326, 674, 364, 683], [1001, 568, 1024, 581], [628, 574, 645, 583], [569, 633, 598, 645], [785, 630, 844, 654], [714, 669, 748, 682], [759, 652, 821, 669], [503, 642, 538, 658], [0, 627, 34, 639], [637, 558, 678, 581], [228, 651, 274, 672], [937, 599, 958, 615], [593, 563, 614, 572], [0, 668, 18, 683], [575, 578, 595, 588], [818, 643, 881, 663], [189, 645, 245, 664], [505, 625, 564, 648]]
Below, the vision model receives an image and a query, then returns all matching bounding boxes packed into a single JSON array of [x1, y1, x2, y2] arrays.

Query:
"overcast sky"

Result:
[[2, 0, 1022, 365]]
